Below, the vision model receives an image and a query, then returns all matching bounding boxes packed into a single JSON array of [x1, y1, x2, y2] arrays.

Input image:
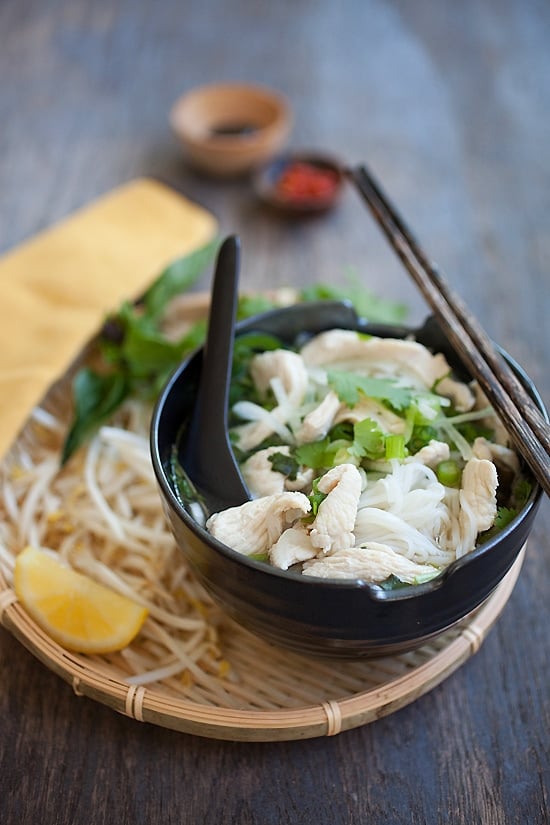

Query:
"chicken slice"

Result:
[[302, 541, 439, 582], [232, 350, 308, 453], [241, 446, 289, 497], [457, 457, 498, 557], [472, 383, 510, 446], [231, 403, 294, 452], [295, 391, 341, 444], [308, 463, 362, 554], [269, 523, 317, 570], [436, 376, 476, 412], [285, 466, 315, 492], [232, 420, 280, 453], [405, 439, 450, 469], [472, 436, 520, 475], [471, 437, 491, 461], [251, 349, 308, 406], [334, 396, 406, 434], [241, 446, 314, 497], [300, 330, 452, 390], [206, 492, 311, 556]]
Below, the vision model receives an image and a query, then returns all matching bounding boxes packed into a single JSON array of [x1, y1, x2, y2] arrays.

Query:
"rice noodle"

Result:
[[354, 508, 455, 565]]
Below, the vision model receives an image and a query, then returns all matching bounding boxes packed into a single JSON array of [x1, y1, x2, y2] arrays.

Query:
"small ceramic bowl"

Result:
[[170, 83, 292, 177], [254, 151, 345, 215], [150, 302, 546, 658]]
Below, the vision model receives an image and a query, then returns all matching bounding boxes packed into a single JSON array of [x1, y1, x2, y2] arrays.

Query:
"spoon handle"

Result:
[[186, 235, 249, 510], [201, 235, 240, 409]]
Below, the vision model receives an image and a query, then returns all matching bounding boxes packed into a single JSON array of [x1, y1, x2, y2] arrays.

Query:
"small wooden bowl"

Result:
[[254, 151, 345, 215], [170, 83, 292, 177]]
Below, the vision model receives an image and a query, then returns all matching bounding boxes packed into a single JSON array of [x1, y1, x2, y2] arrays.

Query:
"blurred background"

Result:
[[2, 0, 549, 368]]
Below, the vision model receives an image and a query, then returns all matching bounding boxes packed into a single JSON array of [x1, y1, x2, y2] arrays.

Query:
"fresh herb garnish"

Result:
[[406, 425, 439, 455], [140, 242, 219, 320], [378, 569, 439, 590], [478, 506, 518, 543], [327, 369, 412, 410], [61, 369, 129, 464], [327, 421, 354, 442], [248, 552, 270, 563], [377, 574, 411, 591], [385, 433, 406, 461], [299, 272, 408, 324], [237, 294, 281, 319], [455, 420, 495, 444], [62, 240, 218, 463], [229, 332, 283, 408], [350, 418, 386, 461], [62, 246, 408, 464], [295, 438, 332, 471], [436, 459, 462, 488], [301, 477, 328, 524], [268, 451, 300, 480], [511, 475, 532, 509]]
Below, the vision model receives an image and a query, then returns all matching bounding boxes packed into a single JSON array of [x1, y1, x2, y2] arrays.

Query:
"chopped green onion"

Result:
[[248, 552, 270, 563], [436, 459, 462, 488], [406, 424, 439, 454], [385, 434, 406, 460]]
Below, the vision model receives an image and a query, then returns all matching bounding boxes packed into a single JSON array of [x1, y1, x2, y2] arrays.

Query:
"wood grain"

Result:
[[0, 0, 548, 823]]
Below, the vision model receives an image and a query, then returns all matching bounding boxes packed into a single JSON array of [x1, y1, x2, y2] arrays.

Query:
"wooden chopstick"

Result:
[[347, 163, 550, 498]]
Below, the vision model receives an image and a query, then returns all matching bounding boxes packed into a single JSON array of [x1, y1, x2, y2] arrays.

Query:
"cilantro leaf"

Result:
[[328, 421, 354, 442], [268, 451, 299, 480], [511, 476, 532, 509], [295, 438, 331, 470], [327, 369, 412, 410], [302, 477, 328, 522], [407, 425, 439, 454], [351, 418, 386, 460]]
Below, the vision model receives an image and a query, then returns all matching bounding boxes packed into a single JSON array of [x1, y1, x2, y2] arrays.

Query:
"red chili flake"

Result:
[[275, 161, 340, 203]]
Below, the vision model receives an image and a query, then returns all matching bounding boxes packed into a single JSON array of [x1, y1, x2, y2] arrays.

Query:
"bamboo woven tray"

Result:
[[0, 293, 525, 742]]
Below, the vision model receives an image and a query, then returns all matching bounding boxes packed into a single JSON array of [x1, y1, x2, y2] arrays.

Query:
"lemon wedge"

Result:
[[14, 546, 148, 654]]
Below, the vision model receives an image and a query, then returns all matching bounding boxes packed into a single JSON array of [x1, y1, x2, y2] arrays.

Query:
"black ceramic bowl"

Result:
[[150, 301, 546, 658]]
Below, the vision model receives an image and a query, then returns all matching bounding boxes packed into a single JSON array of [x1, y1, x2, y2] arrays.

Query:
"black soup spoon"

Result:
[[180, 235, 250, 514]]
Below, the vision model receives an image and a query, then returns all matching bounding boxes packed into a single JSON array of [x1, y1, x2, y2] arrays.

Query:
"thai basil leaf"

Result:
[[61, 368, 129, 464]]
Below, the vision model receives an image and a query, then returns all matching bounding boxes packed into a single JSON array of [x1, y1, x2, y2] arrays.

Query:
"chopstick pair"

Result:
[[347, 163, 550, 498]]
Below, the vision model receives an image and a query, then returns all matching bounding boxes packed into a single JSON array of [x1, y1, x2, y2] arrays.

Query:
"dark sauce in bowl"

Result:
[[254, 152, 345, 215], [210, 122, 259, 138]]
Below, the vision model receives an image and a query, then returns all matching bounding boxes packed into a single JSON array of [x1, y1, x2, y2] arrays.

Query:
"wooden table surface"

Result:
[[1, 1, 548, 823]]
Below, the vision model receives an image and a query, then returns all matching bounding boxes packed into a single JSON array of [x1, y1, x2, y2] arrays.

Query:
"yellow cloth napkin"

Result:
[[0, 178, 217, 457]]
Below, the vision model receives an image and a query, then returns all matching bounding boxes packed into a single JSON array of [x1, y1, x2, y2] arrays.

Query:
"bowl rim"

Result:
[[150, 302, 546, 600]]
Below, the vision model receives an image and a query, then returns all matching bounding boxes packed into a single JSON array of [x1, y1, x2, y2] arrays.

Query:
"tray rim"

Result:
[[0, 552, 524, 741]]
